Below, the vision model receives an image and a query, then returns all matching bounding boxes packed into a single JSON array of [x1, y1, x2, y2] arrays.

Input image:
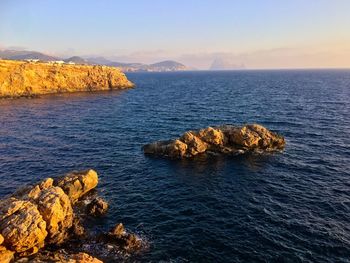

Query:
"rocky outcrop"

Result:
[[12, 178, 74, 245], [0, 170, 97, 257], [55, 169, 98, 204], [0, 198, 47, 255], [0, 169, 145, 262], [143, 124, 285, 158], [106, 223, 143, 251], [0, 59, 134, 98]]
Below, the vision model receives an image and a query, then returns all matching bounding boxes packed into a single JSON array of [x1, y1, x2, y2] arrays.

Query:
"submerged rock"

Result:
[[143, 124, 285, 158]]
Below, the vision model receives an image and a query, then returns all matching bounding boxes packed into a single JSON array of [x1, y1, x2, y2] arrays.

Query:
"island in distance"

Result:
[[0, 49, 191, 72]]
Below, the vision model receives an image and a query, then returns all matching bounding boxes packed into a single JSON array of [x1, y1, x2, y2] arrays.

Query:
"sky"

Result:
[[0, 0, 349, 69]]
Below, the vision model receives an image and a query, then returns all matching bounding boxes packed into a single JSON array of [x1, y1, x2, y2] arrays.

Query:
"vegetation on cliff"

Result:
[[0, 59, 134, 98]]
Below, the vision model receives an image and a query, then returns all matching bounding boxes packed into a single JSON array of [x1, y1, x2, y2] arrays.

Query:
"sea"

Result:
[[0, 70, 349, 262]]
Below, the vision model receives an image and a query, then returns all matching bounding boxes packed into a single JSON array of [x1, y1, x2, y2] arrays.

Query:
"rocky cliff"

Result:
[[0, 59, 134, 98]]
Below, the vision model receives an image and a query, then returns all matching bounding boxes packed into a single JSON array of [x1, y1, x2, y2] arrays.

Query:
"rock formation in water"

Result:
[[86, 197, 109, 217], [0, 59, 134, 98], [143, 124, 285, 158], [0, 169, 145, 262]]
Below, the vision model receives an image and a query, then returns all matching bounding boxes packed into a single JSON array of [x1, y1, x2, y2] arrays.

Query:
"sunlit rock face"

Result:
[[0, 59, 134, 98], [0, 169, 146, 262], [0, 198, 47, 255], [0, 170, 98, 256], [143, 124, 285, 159], [55, 169, 99, 204]]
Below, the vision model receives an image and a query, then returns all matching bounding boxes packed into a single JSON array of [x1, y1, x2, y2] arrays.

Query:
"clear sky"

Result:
[[1, 0, 349, 69]]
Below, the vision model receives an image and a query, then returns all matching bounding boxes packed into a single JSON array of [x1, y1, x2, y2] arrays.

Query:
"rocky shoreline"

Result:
[[0, 60, 134, 98], [0, 170, 146, 262], [0, 124, 285, 262], [143, 124, 285, 158]]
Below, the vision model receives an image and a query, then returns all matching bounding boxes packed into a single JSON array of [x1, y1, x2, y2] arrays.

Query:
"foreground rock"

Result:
[[0, 169, 145, 262], [55, 169, 98, 204], [143, 124, 285, 158], [0, 198, 47, 255], [0, 59, 134, 98]]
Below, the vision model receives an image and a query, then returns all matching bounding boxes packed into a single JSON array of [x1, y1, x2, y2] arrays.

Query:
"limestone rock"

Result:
[[55, 169, 98, 203], [12, 178, 74, 245], [0, 59, 134, 98], [227, 124, 285, 149], [143, 124, 285, 158], [0, 246, 14, 263], [198, 127, 225, 146], [181, 131, 207, 156], [166, 140, 188, 158], [0, 198, 47, 255], [143, 139, 188, 158], [34, 186, 73, 244], [70, 217, 85, 238], [86, 197, 109, 217]]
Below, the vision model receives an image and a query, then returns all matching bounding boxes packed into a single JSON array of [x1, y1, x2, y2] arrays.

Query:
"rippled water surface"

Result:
[[1, 70, 350, 262]]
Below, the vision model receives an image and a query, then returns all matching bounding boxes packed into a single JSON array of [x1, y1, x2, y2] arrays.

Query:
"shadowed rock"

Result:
[[143, 124, 285, 159], [105, 223, 143, 252], [86, 197, 109, 217], [0, 245, 14, 263], [25, 249, 103, 262]]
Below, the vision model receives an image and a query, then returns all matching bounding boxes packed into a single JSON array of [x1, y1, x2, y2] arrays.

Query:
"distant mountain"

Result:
[[0, 50, 59, 61], [108, 62, 144, 67], [105, 59, 189, 72], [148, 60, 188, 72], [85, 56, 114, 65], [0, 49, 190, 72], [63, 56, 88, 64], [210, 58, 245, 70]]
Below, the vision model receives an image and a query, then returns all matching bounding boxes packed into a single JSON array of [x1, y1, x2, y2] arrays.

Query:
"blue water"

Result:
[[0, 70, 350, 262]]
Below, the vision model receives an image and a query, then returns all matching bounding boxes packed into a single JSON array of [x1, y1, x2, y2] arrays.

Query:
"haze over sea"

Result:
[[0, 70, 349, 262]]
